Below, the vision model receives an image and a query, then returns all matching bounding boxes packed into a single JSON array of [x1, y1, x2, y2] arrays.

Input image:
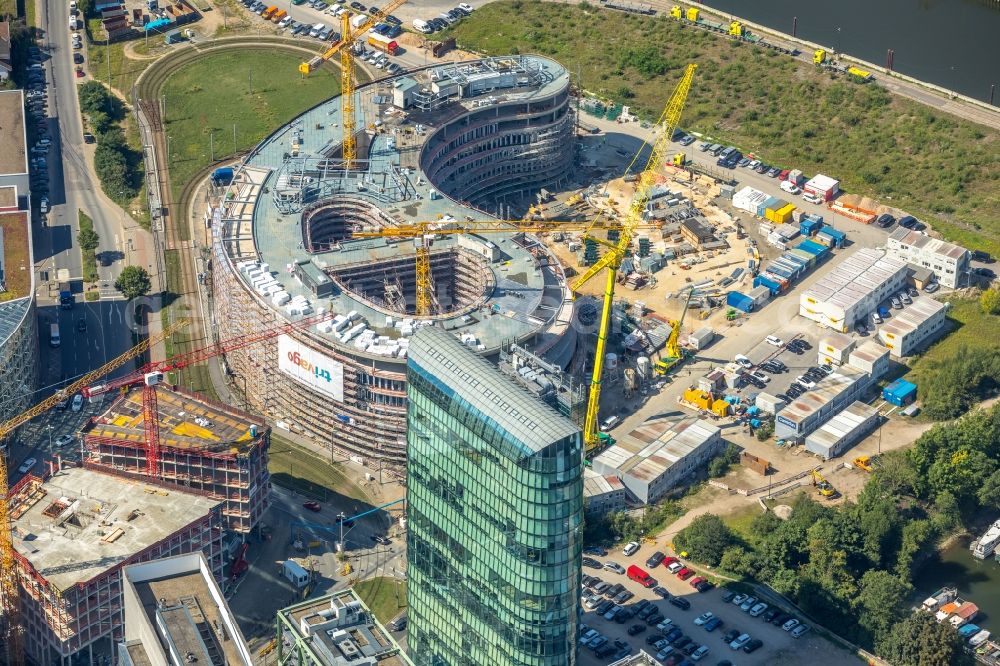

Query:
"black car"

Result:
[[627, 623, 646, 636], [682, 642, 699, 656], [664, 627, 683, 642], [695, 580, 713, 592], [583, 557, 602, 569], [762, 609, 780, 622], [722, 629, 740, 643], [770, 613, 790, 626], [647, 551, 666, 568], [898, 215, 918, 229], [876, 213, 895, 228], [743, 638, 764, 653], [646, 613, 665, 626], [595, 644, 616, 658], [972, 250, 993, 263], [584, 546, 608, 557], [614, 590, 634, 604], [975, 267, 996, 279], [673, 636, 692, 650], [615, 608, 635, 623], [775, 393, 791, 402], [596, 600, 614, 615], [646, 633, 664, 645], [653, 586, 670, 599], [669, 596, 691, 610], [789, 339, 811, 350], [637, 604, 657, 620], [770, 359, 787, 371]]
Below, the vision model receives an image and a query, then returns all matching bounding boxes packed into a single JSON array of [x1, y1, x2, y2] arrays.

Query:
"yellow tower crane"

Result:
[[352, 218, 663, 317], [572, 63, 697, 451], [298, 0, 408, 169], [0, 319, 188, 665]]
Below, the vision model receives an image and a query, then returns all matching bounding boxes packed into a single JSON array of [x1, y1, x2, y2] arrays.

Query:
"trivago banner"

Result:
[[277, 334, 344, 402]]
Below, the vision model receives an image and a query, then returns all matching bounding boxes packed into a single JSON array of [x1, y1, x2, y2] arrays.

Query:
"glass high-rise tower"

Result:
[[406, 327, 583, 666]]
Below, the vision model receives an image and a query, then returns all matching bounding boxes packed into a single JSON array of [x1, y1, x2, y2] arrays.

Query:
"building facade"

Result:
[[886, 227, 970, 289], [877, 297, 947, 358], [406, 327, 583, 666]]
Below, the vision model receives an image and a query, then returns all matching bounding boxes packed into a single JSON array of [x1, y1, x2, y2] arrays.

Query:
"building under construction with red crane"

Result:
[[79, 384, 271, 535]]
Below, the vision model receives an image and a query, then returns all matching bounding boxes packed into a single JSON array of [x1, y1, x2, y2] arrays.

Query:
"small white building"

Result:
[[886, 228, 970, 289], [799, 248, 909, 332], [847, 340, 890, 382], [878, 297, 948, 358], [817, 332, 856, 366], [583, 468, 628, 516], [804, 401, 879, 460], [774, 365, 871, 441], [591, 417, 723, 505], [803, 174, 840, 202]]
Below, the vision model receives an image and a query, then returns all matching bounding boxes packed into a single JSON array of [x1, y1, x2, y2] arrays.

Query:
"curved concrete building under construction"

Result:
[[210, 56, 578, 470]]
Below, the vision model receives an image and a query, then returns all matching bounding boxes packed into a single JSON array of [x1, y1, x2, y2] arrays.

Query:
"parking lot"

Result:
[[576, 545, 857, 666]]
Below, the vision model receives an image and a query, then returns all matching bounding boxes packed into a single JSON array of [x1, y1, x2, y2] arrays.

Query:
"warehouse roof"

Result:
[[583, 469, 625, 499], [593, 416, 719, 482], [802, 248, 907, 311], [776, 365, 868, 426], [889, 227, 969, 261], [11, 467, 219, 591], [804, 401, 877, 456], [83, 386, 266, 454], [880, 297, 946, 339], [408, 327, 579, 456]]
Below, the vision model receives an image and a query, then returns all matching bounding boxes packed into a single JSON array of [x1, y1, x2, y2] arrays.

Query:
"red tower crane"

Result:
[[83, 310, 335, 478]]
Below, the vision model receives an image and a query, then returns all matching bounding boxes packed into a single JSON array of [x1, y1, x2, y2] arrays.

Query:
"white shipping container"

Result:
[[272, 291, 291, 306]]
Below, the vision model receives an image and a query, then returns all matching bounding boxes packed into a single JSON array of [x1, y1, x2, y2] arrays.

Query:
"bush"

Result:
[[918, 346, 1000, 420], [980, 288, 1000, 315], [674, 514, 735, 566], [707, 442, 741, 478]]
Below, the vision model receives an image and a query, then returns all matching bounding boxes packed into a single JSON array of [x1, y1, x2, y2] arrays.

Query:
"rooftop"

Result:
[[125, 554, 252, 666], [583, 468, 625, 498], [83, 386, 266, 455], [408, 326, 579, 456], [880, 297, 946, 339], [805, 401, 878, 452], [777, 365, 868, 425], [849, 339, 890, 365], [889, 227, 969, 261], [220, 55, 573, 358], [0, 90, 27, 176], [278, 589, 412, 666], [593, 416, 720, 481], [11, 467, 220, 590], [802, 248, 908, 309], [0, 212, 31, 304], [609, 650, 664, 665]]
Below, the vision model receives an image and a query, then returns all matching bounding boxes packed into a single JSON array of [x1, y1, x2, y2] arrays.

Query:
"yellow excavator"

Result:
[[811, 469, 838, 498]]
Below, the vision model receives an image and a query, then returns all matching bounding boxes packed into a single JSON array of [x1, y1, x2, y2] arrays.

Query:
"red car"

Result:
[[689, 576, 706, 588], [75, 67, 85, 78], [663, 556, 679, 566], [677, 567, 695, 580], [778, 169, 790, 181], [302, 501, 322, 512]]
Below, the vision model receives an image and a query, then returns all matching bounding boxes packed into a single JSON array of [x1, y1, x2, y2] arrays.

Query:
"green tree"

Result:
[[674, 514, 735, 566], [77, 227, 100, 252], [977, 469, 1000, 511], [855, 570, 912, 643], [707, 442, 741, 478], [718, 546, 756, 577], [877, 611, 973, 666], [115, 265, 152, 299], [894, 519, 937, 580], [980, 287, 1000, 315]]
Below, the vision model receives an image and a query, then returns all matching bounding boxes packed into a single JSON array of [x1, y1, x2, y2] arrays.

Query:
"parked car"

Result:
[[653, 585, 670, 598], [749, 603, 768, 617], [722, 629, 740, 644], [647, 551, 666, 568], [791, 624, 810, 638], [743, 638, 764, 653], [17, 457, 37, 474], [583, 557, 602, 569], [924, 282, 940, 293], [739, 597, 758, 612], [704, 617, 723, 632], [731, 594, 747, 606], [691, 645, 710, 661], [669, 596, 691, 610], [584, 546, 608, 557], [898, 215, 918, 229], [782, 618, 800, 631], [694, 612, 714, 626], [766, 166, 781, 177], [604, 561, 626, 575], [55, 434, 75, 447], [729, 633, 751, 650], [876, 213, 896, 227], [890, 296, 903, 309], [795, 376, 816, 389], [765, 334, 784, 347], [623, 541, 640, 556]]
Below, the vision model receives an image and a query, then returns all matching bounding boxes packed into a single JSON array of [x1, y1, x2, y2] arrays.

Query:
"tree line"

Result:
[[674, 403, 1000, 665], [78, 81, 143, 206]]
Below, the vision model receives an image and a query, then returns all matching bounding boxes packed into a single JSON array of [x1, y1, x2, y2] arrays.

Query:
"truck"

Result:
[[367, 32, 398, 55], [50, 322, 61, 348], [261, 5, 278, 18], [350, 12, 366, 29], [58, 281, 74, 309], [271, 8, 286, 22]]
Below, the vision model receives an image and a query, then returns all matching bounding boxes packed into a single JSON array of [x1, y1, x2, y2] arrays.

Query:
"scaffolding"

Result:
[[271, 156, 415, 214]]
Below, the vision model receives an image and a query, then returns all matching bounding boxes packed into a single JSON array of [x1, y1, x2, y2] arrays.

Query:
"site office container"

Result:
[[627, 565, 656, 588], [786, 248, 816, 269], [753, 275, 782, 296], [797, 239, 830, 259], [772, 203, 796, 225], [757, 196, 779, 219], [726, 291, 755, 313], [800, 217, 823, 237]]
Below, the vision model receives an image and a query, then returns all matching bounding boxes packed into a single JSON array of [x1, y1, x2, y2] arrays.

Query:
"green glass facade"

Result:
[[406, 328, 583, 666]]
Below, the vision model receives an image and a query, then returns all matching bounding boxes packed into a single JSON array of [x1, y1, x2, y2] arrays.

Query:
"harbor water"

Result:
[[913, 535, 1000, 627], [698, 0, 1000, 104]]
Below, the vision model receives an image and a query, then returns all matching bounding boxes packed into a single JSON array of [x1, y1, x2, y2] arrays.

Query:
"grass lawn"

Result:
[[352, 576, 406, 624], [85, 20, 156, 99], [443, 1, 1000, 254], [269, 433, 370, 503], [905, 299, 1000, 388], [160, 49, 340, 203], [78, 210, 98, 282], [0, 213, 30, 302], [721, 505, 764, 543]]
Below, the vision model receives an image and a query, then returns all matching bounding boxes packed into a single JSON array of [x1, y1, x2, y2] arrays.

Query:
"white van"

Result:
[[412, 18, 431, 33], [69, 16, 78, 30], [600, 415, 619, 432], [308, 22, 325, 37]]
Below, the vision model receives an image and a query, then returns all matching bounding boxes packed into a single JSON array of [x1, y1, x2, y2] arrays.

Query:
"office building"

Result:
[[774, 365, 871, 441], [804, 401, 879, 460], [0, 89, 37, 436], [886, 227, 970, 289], [878, 297, 948, 358], [275, 588, 412, 665], [8, 466, 223, 664], [591, 417, 722, 505], [406, 327, 583, 666], [118, 553, 253, 666], [798, 248, 908, 331]]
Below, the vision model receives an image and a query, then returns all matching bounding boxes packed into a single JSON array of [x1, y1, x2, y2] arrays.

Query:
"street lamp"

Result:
[[46, 423, 52, 449]]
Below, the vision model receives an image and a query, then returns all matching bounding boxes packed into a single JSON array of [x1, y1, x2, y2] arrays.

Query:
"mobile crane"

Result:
[[654, 287, 694, 376]]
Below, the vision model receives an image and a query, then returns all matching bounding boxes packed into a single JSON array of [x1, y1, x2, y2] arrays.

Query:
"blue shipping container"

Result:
[[727, 291, 755, 313], [753, 275, 781, 296], [883, 379, 917, 406], [212, 167, 235, 185], [817, 225, 847, 248], [798, 239, 830, 259], [757, 196, 779, 218], [766, 264, 794, 280]]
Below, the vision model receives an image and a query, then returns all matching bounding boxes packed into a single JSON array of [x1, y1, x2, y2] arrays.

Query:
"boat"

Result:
[[970, 630, 991, 648], [921, 586, 957, 612], [971, 518, 1000, 559], [935, 601, 960, 623], [948, 602, 979, 628], [959, 623, 980, 639]]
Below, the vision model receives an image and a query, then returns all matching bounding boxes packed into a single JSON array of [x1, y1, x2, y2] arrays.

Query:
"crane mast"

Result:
[[573, 64, 697, 451]]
